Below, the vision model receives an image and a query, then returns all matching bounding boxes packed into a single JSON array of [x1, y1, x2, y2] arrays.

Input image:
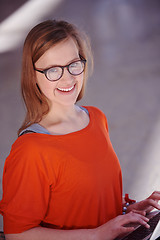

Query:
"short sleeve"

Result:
[[0, 135, 52, 234]]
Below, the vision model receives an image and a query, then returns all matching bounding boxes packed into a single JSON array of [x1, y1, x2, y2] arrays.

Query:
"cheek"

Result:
[[78, 74, 84, 89], [36, 77, 56, 97]]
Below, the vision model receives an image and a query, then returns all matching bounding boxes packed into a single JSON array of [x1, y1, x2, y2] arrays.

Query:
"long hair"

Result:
[[18, 20, 93, 135]]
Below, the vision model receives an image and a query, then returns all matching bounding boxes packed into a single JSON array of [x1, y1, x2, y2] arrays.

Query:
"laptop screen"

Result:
[[150, 219, 160, 240]]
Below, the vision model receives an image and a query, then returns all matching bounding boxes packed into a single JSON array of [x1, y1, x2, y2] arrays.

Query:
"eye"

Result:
[[46, 67, 62, 80], [68, 61, 85, 75], [70, 61, 81, 68], [48, 67, 59, 73]]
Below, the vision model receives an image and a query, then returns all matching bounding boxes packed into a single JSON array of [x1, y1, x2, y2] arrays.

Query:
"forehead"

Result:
[[36, 37, 79, 67]]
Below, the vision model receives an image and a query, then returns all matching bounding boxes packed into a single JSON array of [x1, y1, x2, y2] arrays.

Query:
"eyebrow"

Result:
[[37, 57, 81, 70]]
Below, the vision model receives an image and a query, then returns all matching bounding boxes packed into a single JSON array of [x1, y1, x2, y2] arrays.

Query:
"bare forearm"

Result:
[[5, 226, 96, 240], [5, 212, 151, 240]]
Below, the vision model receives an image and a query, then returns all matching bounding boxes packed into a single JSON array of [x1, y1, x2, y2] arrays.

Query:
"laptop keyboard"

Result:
[[121, 212, 160, 240]]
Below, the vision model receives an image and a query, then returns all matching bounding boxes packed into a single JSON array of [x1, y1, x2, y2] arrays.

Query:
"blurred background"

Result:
[[0, 0, 160, 231]]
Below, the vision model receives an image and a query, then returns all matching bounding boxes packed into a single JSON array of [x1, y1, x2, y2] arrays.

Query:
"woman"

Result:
[[0, 20, 160, 240]]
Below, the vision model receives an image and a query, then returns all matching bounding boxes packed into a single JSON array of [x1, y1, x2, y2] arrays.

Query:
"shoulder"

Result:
[[83, 106, 107, 119], [83, 106, 109, 131], [13, 133, 43, 151], [4, 133, 57, 183], [5, 134, 47, 167], [3, 134, 51, 181]]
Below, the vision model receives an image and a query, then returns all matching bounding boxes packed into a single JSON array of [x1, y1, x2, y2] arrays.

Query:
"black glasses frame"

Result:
[[34, 59, 86, 82]]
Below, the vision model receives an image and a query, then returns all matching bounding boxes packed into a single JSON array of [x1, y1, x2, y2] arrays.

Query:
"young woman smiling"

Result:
[[0, 20, 160, 240]]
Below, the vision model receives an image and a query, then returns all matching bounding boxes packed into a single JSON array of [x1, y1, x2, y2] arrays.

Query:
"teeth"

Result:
[[57, 86, 74, 92]]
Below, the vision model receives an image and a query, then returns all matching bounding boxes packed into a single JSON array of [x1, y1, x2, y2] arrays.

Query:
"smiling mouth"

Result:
[[57, 85, 75, 92]]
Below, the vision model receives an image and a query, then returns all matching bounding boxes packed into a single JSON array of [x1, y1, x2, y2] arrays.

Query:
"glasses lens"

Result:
[[46, 67, 62, 81], [69, 60, 85, 75]]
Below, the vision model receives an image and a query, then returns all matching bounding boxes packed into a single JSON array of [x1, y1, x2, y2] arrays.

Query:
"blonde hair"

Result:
[[18, 20, 93, 135]]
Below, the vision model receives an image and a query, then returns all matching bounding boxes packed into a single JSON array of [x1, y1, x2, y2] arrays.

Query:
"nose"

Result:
[[60, 67, 74, 83]]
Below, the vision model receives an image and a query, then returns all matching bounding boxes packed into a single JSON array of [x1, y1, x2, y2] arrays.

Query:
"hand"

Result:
[[93, 212, 150, 240], [127, 191, 160, 215]]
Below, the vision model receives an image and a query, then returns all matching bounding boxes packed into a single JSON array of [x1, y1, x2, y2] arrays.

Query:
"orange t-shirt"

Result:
[[0, 106, 122, 234]]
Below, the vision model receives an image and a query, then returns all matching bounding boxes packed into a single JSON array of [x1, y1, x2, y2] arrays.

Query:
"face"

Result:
[[34, 37, 84, 108]]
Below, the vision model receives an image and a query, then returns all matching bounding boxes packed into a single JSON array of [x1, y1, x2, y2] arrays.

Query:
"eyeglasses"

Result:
[[34, 59, 86, 81]]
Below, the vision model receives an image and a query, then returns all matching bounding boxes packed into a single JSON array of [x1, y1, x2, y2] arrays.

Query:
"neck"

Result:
[[41, 103, 80, 125]]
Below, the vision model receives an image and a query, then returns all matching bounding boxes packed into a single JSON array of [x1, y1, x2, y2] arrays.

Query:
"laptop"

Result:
[[119, 211, 160, 240]]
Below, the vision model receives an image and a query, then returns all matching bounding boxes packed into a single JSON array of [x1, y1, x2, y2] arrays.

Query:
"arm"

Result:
[[5, 212, 150, 240], [5, 227, 94, 240]]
